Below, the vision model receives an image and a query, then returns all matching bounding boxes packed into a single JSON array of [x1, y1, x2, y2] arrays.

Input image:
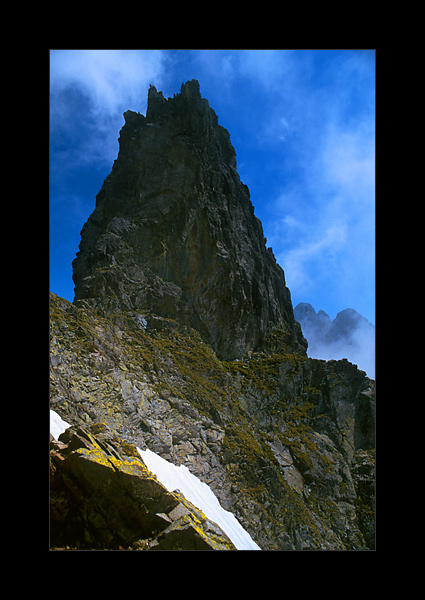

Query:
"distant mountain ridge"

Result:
[[294, 303, 375, 378], [294, 303, 374, 344]]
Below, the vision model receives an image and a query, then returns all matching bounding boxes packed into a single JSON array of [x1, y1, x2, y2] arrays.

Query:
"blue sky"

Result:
[[50, 50, 375, 324]]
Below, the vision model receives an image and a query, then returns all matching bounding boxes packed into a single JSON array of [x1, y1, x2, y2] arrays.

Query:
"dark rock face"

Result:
[[73, 80, 306, 360]]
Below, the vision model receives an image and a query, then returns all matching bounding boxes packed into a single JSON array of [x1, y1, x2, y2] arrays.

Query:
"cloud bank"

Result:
[[50, 50, 165, 117]]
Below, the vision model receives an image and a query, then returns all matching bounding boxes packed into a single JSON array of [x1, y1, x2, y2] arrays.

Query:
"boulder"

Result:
[[50, 424, 235, 550]]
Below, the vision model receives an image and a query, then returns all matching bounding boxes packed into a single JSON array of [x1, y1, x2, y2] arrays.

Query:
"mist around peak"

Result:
[[294, 303, 375, 379]]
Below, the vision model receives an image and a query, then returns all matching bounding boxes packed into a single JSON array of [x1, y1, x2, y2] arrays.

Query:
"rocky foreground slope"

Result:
[[50, 292, 375, 550], [50, 421, 237, 550], [50, 80, 375, 550]]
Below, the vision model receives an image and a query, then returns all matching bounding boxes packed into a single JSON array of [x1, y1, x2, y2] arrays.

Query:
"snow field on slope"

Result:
[[138, 447, 261, 550], [50, 409, 71, 440]]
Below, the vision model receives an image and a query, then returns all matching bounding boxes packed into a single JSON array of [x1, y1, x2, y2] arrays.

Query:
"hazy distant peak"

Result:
[[294, 303, 375, 378]]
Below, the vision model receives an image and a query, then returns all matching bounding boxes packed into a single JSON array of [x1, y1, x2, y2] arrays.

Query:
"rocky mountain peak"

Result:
[[294, 303, 375, 378], [53, 84, 374, 551], [294, 303, 374, 346], [72, 80, 306, 360], [147, 80, 207, 121]]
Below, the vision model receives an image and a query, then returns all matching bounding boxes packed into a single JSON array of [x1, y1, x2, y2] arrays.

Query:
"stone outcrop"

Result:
[[72, 80, 306, 360], [50, 423, 235, 550]]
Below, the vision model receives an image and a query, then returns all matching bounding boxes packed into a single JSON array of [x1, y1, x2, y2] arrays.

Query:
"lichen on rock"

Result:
[[50, 423, 236, 550]]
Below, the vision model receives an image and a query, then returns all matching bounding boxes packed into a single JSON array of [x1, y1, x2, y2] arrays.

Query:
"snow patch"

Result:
[[138, 447, 261, 550], [49, 409, 260, 549], [50, 409, 70, 440], [135, 314, 148, 330]]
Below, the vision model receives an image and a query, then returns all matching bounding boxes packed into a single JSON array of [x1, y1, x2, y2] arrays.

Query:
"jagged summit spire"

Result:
[[146, 80, 202, 117], [148, 79, 202, 105], [125, 80, 206, 125], [144, 79, 219, 138], [146, 84, 166, 119], [180, 78, 201, 98], [73, 81, 306, 359]]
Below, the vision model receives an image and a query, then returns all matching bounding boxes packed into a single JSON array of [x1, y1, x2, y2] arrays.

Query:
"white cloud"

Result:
[[277, 221, 348, 295], [303, 315, 375, 379], [50, 50, 165, 117], [320, 123, 375, 201], [267, 109, 374, 314], [50, 50, 166, 170]]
